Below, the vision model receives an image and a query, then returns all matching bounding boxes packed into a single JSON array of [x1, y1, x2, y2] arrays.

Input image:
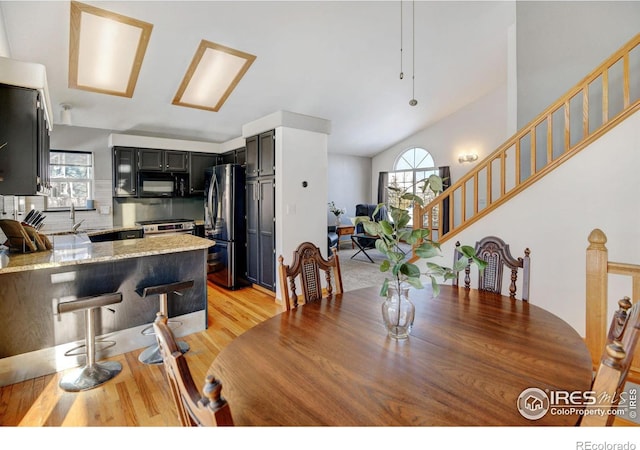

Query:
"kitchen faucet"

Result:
[[70, 203, 84, 232]]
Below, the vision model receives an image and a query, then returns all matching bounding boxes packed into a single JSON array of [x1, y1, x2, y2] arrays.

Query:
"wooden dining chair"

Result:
[[580, 297, 640, 426], [278, 241, 343, 311], [152, 313, 234, 426], [453, 236, 531, 301]]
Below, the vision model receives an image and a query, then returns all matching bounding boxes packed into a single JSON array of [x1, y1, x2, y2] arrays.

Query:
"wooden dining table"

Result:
[[209, 284, 594, 426]]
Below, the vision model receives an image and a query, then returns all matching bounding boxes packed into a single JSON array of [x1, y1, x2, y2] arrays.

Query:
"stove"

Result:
[[135, 218, 196, 236]]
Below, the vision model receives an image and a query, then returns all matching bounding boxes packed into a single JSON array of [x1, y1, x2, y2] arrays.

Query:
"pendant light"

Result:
[[399, 0, 404, 80], [399, 1, 418, 106], [409, 0, 418, 107]]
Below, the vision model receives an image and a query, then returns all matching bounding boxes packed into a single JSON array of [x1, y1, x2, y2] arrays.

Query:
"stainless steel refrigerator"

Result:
[[204, 163, 247, 289]]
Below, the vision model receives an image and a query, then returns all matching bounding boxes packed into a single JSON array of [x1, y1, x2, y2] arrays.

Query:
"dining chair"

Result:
[[453, 236, 531, 301], [152, 313, 234, 426], [585, 228, 640, 372], [580, 297, 640, 426], [278, 241, 343, 311]]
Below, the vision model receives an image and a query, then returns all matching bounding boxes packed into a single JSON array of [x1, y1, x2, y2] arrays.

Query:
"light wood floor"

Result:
[[0, 282, 280, 426], [1, 282, 637, 427]]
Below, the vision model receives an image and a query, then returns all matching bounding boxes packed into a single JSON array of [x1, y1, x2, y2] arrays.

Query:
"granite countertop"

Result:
[[45, 226, 143, 237], [0, 234, 214, 274], [86, 226, 143, 237]]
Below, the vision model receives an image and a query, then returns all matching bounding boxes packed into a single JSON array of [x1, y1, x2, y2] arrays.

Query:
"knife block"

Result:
[[0, 219, 51, 253]]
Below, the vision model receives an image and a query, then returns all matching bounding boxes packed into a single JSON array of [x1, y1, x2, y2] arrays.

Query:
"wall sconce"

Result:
[[458, 153, 478, 164], [60, 104, 72, 126]]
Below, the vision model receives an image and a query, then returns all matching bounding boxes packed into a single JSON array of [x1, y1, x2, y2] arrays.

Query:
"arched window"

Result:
[[388, 148, 438, 218]]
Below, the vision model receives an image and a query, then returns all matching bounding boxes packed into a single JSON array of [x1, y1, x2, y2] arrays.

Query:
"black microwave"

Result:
[[137, 172, 188, 197]]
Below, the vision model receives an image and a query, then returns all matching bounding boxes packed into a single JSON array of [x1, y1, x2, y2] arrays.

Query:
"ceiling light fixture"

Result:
[[173, 40, 256, 112], [399, 1, 418, 106], [60, 104, 72, 126], [399, 0, 404, 80], [68, 1, 153, 97], [409, 0, 418, 107]]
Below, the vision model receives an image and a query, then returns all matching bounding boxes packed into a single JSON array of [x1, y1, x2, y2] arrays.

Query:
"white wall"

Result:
[[275, 126, 329, 298], [327, 154, 371, 226], [431, 110, 640, 336], [371, 85, 509, 202], [0, 5, 10, 57], [516, 1, 640, 128]]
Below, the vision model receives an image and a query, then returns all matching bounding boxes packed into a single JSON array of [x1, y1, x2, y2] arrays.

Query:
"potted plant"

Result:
[[356, 174, 486, 339], [328, 201, 346, 227]]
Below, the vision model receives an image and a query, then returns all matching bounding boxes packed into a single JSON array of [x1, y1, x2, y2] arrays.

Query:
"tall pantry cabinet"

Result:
[[245, 130, 276, 291]]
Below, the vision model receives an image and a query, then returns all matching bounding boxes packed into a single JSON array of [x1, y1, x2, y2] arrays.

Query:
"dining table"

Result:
[[209, 284, 594, 426]]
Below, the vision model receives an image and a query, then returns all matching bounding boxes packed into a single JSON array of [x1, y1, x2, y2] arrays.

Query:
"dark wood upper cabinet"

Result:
[[245, 136, 258, 178], [113, 147, 137, 197], [165, 150, 188, 172], [246, 130, 274, 179], [188, 152, 219, 196], [137, 148, 163, 171], [138, 148, 188, 172], [0, 83, 50, 196]]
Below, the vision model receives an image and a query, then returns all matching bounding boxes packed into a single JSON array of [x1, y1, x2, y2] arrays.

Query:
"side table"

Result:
[[336, 225, 356, 251]]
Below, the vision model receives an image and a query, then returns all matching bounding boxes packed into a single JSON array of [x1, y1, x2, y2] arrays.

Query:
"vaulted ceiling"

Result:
[[0, 1, 515, 156]]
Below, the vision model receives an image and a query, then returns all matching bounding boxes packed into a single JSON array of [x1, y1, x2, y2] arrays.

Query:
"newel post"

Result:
[[586, 228, 608, 367]]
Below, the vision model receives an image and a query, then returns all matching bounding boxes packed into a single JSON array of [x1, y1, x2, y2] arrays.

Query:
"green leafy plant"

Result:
[[356, 174, 486, 297], [328, 201, 346, 217]]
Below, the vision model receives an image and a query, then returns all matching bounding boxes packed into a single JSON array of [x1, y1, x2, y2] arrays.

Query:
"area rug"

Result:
[[337, 242, 412, 292]]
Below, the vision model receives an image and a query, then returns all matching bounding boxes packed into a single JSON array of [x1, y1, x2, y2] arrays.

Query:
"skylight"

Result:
[[68, 1, 153, 97], [172, 40, 256, 112]]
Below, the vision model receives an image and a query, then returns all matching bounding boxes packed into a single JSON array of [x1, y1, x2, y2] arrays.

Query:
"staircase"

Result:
[[409, 33, 640, 381], [413, 33, 640, 245]]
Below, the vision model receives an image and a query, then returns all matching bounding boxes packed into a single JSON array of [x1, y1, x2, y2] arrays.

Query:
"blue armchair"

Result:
[[327, 225, 339, 255], [351, 204, 387, 262]]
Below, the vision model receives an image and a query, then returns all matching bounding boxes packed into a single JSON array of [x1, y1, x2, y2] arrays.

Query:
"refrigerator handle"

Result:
[[207, 174, 215, 227]]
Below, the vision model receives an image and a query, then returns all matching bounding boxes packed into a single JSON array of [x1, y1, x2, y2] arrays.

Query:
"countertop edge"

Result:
[[0, 235, 214, 274]]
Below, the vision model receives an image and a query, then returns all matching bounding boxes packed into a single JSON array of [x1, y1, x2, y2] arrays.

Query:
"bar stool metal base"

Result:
[[59, 361, 123, 392], [138, 341, 189, 365], [136, 279, 194, 366]]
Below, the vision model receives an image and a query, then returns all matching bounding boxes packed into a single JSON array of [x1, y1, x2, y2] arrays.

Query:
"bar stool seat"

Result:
[[136, 279, 194, 365], [57, 292, 123, 392]]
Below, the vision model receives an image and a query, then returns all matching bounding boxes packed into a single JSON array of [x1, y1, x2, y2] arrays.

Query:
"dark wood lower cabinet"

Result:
[[246, 177, 275, 291]]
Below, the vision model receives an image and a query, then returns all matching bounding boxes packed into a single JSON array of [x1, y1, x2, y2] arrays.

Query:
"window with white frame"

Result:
[[388, 147, 438, 225], [47, 150, 94, 209]]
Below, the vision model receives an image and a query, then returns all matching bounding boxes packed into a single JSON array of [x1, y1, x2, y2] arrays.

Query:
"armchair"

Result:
[[351, 204, 387, 262], [327, 225, 339, 255]]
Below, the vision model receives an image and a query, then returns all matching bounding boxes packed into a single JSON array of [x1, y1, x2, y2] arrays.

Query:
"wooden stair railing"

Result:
[[413, 33, 640, 249], [586, 228, 640, 383]]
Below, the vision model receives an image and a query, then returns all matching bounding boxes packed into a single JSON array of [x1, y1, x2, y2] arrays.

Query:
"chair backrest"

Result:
[[153, 313, 234, 427], [453, 236, 531, 301], [580, 298, 640, 426], [278, 241, 343, 311], [354, 203, 387, 234]]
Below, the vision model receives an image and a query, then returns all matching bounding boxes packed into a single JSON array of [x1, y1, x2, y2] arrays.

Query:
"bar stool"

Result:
[[136, 279, 194, 365], [57, 292, 123, 392]]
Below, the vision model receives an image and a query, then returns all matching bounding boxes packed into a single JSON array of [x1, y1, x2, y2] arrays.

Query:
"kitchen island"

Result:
[[0, 234, 213, 386]]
